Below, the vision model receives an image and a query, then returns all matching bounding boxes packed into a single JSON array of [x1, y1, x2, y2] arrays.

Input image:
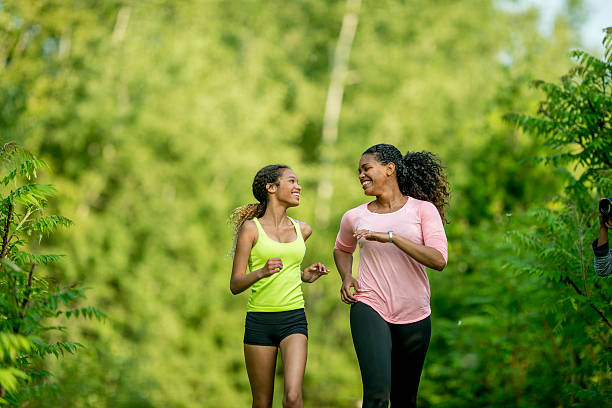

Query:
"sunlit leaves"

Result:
[[0, 143, 100, 406], [61, 306, 105, 321], [0, 333, 32, 362], [0, 1, 605, 407], [505, 32, 612, 406], [506, 34, 612, 188], [8, 183, 56, 207], [0, 159, 48, 186], [21, 215, 72, 236], [32, 341, 84, 359]]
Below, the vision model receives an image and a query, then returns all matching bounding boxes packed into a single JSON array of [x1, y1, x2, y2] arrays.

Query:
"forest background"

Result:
[[0, 0, 610, 407]]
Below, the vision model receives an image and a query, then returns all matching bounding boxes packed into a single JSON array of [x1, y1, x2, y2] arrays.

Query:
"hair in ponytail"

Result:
[[363, 144, 450, 223], [228, 164, 290, 253]]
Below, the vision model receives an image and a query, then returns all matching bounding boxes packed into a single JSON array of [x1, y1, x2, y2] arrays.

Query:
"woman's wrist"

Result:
[[341, 274, 354, 282]]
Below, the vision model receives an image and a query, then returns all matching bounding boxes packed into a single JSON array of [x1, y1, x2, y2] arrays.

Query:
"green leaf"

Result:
[[0, 367, 28, 393]]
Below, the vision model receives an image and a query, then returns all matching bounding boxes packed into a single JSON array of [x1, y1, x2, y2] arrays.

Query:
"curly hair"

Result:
[[363, 144, 450, 223], [228, 165, 290, 252]]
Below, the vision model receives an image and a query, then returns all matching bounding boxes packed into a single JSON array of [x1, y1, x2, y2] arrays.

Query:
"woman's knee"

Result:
[[362, 381, 390, 407], [253, 399, 272, 408], [363, 391, 390, 408], [283, 389, 302, 407], [252, 396, 273, 408]]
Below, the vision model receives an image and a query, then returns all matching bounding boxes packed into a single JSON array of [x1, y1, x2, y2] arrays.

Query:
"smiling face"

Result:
[[267, 168, 301, 207], [358, 153, 395, 196]]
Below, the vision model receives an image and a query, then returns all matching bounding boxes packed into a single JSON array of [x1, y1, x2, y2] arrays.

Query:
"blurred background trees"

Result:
[[0, 0, 609, 406]]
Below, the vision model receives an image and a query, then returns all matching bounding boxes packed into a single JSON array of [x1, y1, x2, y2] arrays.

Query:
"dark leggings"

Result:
[[350, 302, 431, 408]]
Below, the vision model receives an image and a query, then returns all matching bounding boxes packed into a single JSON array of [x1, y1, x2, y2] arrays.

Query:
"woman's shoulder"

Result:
[[239, 219, 258, 236], [407, 198, 441, 222], [293, 218, 311, 229], [293, 219, 313, 239], [342, 202, 368, 218], [406, 196, 435, 210], [235, 219, 259, 248]]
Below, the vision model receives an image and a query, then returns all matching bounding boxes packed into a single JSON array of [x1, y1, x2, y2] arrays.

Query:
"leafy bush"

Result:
[[0, 142, 104, 406], [505, 27, 612, 406]]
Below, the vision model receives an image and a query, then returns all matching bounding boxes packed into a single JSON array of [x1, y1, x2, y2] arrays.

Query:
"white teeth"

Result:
[[361, 180, 371, 187]]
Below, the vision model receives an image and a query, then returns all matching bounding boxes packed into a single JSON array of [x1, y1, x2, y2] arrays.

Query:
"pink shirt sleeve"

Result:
[[419, 201, 448, 262], [334, 211, 357, 254]]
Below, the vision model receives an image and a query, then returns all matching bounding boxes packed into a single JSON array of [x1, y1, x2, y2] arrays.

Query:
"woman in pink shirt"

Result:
[[334, 144, 449, 408]]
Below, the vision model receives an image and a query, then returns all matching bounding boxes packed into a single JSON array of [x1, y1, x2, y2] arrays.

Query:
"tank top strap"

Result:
[[252, 217, 264, 232], [252, 217, 303, 243], [288, 217, 303, 241]]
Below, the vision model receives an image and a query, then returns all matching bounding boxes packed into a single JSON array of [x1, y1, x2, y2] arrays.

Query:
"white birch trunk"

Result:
[[315, 0, 361, 227]]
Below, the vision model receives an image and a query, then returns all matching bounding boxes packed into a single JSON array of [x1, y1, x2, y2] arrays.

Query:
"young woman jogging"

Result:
[[334, 144, 450, 408], [229, 164, 329, 408]]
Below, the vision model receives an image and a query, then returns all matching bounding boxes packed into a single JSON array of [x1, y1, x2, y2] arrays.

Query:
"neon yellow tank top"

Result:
[[247, 217, 306, 312]]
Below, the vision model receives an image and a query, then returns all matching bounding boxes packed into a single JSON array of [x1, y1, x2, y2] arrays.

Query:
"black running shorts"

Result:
[[244, 308, 308, 346]]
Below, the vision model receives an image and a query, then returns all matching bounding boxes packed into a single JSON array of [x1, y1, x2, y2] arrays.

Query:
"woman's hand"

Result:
[[259, 258, 283, 278], [354, 229, 389, 243], [301, 262, 329, 283], [340, 275, 360, 304], [355, 229, 447, 271]]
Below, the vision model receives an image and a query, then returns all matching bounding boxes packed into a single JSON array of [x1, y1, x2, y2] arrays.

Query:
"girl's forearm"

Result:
[[230, 268, 262, 294]]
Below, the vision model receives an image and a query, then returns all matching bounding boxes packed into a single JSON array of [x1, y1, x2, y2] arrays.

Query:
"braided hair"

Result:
[[363, 144, 450, 223], [228, 165, 290, 252]]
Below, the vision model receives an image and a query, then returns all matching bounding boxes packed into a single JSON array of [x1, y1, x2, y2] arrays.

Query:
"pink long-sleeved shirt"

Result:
[[335, 197, 448, 324]]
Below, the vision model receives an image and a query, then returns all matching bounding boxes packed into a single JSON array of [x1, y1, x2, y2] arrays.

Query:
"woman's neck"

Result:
[[375, 187, 406, 210], [261, 202, 289, 227]]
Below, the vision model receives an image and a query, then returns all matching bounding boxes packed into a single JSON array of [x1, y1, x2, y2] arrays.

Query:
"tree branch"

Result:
[[565, 276, 612, 329], [315, 0, 361, 227], [1, 200, 13, 258], [540, 316, 567, 371], [20, 263, 35, 316], [13, 263, 35, 335], [13, 208, 32, 233]]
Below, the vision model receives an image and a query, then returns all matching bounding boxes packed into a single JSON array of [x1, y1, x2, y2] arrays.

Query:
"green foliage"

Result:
[[0, 143, 104, 406], [0, 0, 602, 407], [504, 27, 612, 406], [505, 28, 612, 189]]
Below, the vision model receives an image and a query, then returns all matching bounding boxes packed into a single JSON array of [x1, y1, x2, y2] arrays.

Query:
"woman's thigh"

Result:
[[279, 334, 308, 396], [350, 302, 392, 407], [390, 316, 431, 407], [244, 344, 278, 407]]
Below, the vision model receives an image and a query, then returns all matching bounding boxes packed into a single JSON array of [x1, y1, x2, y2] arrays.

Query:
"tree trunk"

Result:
[[315, 0, 361, 227]]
